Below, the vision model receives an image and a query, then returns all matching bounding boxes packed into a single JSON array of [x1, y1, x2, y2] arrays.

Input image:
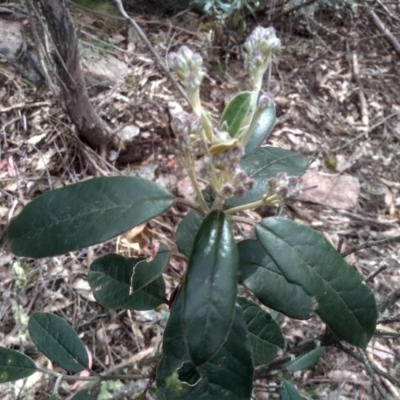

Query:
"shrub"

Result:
[[3, 27, 377, 399]]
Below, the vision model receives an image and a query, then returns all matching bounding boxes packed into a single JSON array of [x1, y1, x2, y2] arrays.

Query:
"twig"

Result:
[[364, 261, 388, 283], [254, 331, 339, 380], [378, 315, 400, 325], [358, 349, 389, 400], [112, 0, 190, 105], [341, 234, 400, 257], [231, 215, 257, 227], [333, 112, 400, 152], [351, 51, 369, 126], [336, 342, 400, 389], [378, 290, 400, 313], [0, 101, 51, 113], [366, 7, 400, 58], [67, 0, 200, 37]]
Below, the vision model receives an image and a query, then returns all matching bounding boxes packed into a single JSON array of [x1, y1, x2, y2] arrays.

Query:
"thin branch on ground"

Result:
[[364, 261, 388, 283], [378, 290, 400, 313], [333, 112, 400, 152], [366, 7, 400, 58], [112, 0, 190, 105], [336, 342, 400, 389], [378, 315, 400, 324], [341, 234, 400, 257], [358, 349, 389, 399]]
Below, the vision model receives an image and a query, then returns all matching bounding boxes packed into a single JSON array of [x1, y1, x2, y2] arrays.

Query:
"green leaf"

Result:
[[285, 347, 325, 371], [238, 240, 313, 319], [28, 313, 88, 373], [130, 243, 170, 292], [220, 92, 251, 137], [48, 396, 59, 400], [280, 381, 301, 400], [70, 389, 95, 400], [0, 347, 37, 383], [88, 252, 167, 310], [237, 297, 285, 366], [183, 210, 238, 366], [8, 177, 174, 258], [157, 290, 253, 400], [226, 147, 309, 208], [244, 102, 276, 156], [256, 218, 378, 348], [176, 211, 203, 258]]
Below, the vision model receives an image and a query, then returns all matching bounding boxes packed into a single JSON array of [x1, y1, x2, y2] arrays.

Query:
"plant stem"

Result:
[[35, 367, 146, 381], [225, 199, 265, 214], [173, 197, 205, 215], [187, 166, 208, 211]]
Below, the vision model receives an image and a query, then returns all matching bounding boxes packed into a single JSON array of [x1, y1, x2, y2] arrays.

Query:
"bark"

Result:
[[38, 0, 110, 149]]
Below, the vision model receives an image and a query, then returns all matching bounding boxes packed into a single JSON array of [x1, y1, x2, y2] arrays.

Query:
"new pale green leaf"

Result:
[[8, 177, 174, 258], [256, 218, 378, 348], [28, 312, 88, 373], [183, 211, 238, 366], [0, 347, 37, 383], [220, 92, 251, 137]]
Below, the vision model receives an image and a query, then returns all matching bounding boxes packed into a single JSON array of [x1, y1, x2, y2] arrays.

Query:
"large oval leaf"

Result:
[[0, 347, 37, 383], [237, 297, 284, 366], [176, 211, 203, 258], [28, 312, 88, 373], [157, 289, 253, 400], [220, 91, 251, 137], [226, 147, 309, 208], [244, 102, 276, 156], [183, 210, 238, 366], [88, 251, 167, 310], [8, 177, 174, 258], [256, 218, 378, 348], [238, 240, 313, 319]]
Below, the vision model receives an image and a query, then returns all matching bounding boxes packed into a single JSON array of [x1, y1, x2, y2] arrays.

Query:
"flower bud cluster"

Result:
[[224, 173, 255, 198], [245, 27, 281, 56], [210, 143, 243, 171], [171, 112, 204, 155], [245, 27, 281, 76], [201, 143, 254, 199], [265, 172, 303, 203], [167, 46, 204, 91]]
